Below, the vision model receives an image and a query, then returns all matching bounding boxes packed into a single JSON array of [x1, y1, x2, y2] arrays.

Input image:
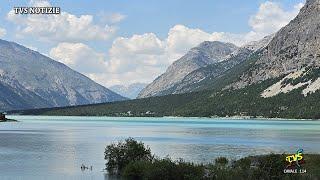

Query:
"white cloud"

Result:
[[0, 28, 6, 37], [7, 0, 119, 42], [50, 1, 304, 87], [108, 33, 165, 73], [29, 0, 51, 6], [165, 25, 225, 60], [208, 1, 304, 46], [44, 26, 225, 86], [49, 43, 108, 74], [102, 1, 304, 86], [249, 1, 304, 35], [48, 36, 166, 86], [98, 12, 127, 24]]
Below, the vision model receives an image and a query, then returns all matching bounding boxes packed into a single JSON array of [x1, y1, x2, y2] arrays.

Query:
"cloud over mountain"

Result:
[[0, 28, 6, 37], [249, 1, 304, 35], [49, 43, 108, 74], [6, 0, 122, 42]]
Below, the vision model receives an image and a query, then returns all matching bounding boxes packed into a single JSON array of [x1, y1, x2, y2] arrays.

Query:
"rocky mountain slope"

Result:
[[165, 35, 273, 95], [166, 47, 252, 94], [233, 0, 320, 90], [139, 35, 273, 96], [138, 41, 238, 98], [0, 39, 126, 111], [110, 83, 147, 99]]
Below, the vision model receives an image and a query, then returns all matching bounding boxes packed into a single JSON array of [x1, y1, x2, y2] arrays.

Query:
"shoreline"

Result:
[[216, 116, 319, 121], [0, 118, 18, 122], [6, 114, 320, 121]]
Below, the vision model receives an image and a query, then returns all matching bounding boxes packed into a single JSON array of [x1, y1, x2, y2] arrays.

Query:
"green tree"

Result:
[[104, 138, 153, 175], [215, 157, 229, 166]]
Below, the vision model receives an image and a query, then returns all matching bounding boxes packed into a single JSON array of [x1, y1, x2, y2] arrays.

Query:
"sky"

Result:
[[0, 0, 305, 87]]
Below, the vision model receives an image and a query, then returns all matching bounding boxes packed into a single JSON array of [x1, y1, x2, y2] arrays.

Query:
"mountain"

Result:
[[138, 41, 238, 98], [233, 0, 320, 90], [110, 83, 147, 99], [138, 35, 272, 96], [15, 0, 320, 119], [161, 35, 273, 95], [165, 47, 252, 94], [242, 34, 275, 51], [0, 39, 126, 111]]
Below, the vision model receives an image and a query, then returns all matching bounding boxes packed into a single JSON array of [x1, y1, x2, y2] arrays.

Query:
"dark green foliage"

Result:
[[173, 159, 205, 180], [106, 139, 320, 180], [252, 154, 287, 179], [215, 157, 229, 166], [122, 160, 150, 180], [232, 157, 251, 170], [104, 138, 153, 175], [14, 91, 204, 117], [142, 158, 177, 180], [122, 158, 205, 180]]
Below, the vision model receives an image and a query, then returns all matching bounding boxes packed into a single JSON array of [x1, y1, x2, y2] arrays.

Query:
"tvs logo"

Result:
[[284, 149, 307, 174]]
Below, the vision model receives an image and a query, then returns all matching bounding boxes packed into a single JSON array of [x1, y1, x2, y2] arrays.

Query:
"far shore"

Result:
[[6, 114, 320, 121], [0, 118, 18, 122], [216, 116, 320, 121]]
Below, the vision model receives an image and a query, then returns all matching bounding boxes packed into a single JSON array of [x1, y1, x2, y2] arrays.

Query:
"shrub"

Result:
[[104, 138, 153, 175], [255, 154, 286, 179], [175, 160, 205, 180], [105, 139, 320, 180], [122, 160, 151, 180], [233, 157, 251, 170], [124, 158, 205, 180], [215, 157, 229, 166], [144, 158, 177, 180]]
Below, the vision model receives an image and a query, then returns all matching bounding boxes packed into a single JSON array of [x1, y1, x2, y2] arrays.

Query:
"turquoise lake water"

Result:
[[0, 116, 320, 180]]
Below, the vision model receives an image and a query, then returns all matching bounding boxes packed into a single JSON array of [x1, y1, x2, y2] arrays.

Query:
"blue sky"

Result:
[[0, 0, 305, 86]]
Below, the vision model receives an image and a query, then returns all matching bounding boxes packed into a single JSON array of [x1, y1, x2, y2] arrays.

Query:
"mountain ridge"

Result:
[[110, 83, 147, 99], [138, 41, 238, 98], [0, 39, 126, 111], [233, 0, 320, 89], [139, 35, 273, 96]]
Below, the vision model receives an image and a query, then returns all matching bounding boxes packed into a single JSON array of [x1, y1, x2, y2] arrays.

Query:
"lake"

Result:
[[1, 116, 320, 180]]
